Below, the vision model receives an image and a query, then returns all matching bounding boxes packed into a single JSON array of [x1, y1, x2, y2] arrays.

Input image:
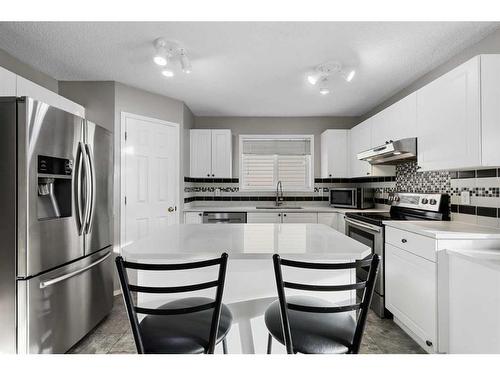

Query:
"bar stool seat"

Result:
[[265, 296, 356, 354], [140, 297, 233, 354]]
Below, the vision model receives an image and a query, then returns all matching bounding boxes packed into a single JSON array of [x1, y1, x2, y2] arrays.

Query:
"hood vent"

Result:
[[357, 138, 417, 165]]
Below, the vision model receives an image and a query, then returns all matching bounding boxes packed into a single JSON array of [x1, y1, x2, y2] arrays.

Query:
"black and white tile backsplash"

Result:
[[184, 161, 500, 226], [395, 162, 451, 193]]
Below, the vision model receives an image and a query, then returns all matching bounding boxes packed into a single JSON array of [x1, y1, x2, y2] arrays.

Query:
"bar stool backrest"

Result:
[[272, 254, 379, 354], [115, 253, 228, 354]]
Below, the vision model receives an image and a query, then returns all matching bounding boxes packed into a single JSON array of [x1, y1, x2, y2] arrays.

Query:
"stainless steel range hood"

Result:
[[357, 137, 417, 165]]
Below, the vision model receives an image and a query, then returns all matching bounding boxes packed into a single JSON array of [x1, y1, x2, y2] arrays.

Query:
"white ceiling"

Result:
[[0, 22, 498, 116]]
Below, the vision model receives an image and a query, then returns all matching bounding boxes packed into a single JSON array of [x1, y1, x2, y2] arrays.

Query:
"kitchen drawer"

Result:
[[385, 227, 437, 262], [17, 248, 113, 353]]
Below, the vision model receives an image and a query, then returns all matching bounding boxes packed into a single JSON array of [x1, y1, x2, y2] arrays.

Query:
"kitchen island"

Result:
[[121, 223, 370, 354]]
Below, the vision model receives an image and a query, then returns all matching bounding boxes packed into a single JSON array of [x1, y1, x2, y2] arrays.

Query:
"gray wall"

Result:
[[194, 116, 359, 176], [0, 47, 58, 93], [59, 81, 115, 131], [361, 27, 500, 121]]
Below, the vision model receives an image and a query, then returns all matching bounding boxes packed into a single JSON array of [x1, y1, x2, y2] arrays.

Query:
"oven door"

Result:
[[330, 188, 357, 208], [345, 217, 385, 314]]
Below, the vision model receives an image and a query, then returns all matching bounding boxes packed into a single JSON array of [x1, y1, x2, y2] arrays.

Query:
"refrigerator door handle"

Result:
[[76, 142, 86, 235], [84, 143, 96, 234], [82, 142, 92, 234], [39, 251, 111, 289]]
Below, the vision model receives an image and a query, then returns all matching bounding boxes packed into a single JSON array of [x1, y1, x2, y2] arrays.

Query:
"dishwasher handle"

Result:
[[39, 252, 111, 289]]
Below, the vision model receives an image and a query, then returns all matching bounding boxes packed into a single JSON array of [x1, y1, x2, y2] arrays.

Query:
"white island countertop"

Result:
[[121, 223, 371, 261], [383, 220, 500, 240], [184, 205, 389, 214]]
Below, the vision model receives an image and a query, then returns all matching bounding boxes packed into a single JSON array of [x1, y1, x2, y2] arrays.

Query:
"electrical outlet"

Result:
[[215, 188, 221, 197], [460, 191, 471, 205]]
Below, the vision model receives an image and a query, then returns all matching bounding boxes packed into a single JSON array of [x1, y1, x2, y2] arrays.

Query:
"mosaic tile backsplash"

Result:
[[395, 162, 451, 193]]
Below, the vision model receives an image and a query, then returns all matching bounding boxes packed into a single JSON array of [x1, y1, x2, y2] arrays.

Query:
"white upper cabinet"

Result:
[[349, 119, 372, 178], [371, 92, 417, 147], [16, 76, 85, 117], [0, 66, 16, 96], [211, 129, 232, 178], [480, 55, 500, 167], [321, 129, 349, 178], [190, 129, 232, 178], [190, 129, 212, 177], [416, 56, 481, 171]]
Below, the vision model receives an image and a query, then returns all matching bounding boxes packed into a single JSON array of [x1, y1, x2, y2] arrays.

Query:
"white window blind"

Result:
[[240, 136, 313, 191]]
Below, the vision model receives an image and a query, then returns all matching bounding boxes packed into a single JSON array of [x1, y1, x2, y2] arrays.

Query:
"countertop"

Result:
[[121, 223, 371, 261], [184, 205, 389, 214], [383, 220, 500, 240]]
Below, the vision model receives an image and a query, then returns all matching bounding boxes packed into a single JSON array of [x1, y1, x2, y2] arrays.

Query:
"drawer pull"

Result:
[[426, 340, 433, 347], [39, 252, 111, 289], [401, 239, 408, 243]]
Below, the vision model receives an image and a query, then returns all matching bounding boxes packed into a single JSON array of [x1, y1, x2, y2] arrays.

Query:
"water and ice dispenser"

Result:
[[37, 155, 73, 220]]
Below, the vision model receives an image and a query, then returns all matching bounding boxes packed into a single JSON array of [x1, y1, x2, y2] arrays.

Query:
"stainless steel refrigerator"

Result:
[[0, 97, 114, 353]]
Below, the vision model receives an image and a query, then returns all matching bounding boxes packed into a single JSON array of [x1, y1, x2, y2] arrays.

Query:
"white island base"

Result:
[[121, 224, 371, 354]]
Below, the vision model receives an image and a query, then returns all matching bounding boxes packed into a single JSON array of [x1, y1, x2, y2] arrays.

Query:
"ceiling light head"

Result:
[[153, 38, 168, 66], [161, 69, 174, 78], [319, 87, 330, 95], [307, 73, 320, 85], [180, 49, 192, 74], [343, 69, 356, 82]]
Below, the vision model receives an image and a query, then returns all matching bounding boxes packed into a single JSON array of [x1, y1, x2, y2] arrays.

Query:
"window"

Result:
[[239, 135, 314, 191]]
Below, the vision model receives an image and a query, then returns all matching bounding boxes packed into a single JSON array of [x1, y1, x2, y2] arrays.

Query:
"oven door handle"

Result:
[[345, 218, 381, 233]]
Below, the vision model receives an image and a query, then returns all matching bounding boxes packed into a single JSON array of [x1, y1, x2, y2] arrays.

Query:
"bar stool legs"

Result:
[[222, 338, 228, 354], [267, 334, 273, 354]]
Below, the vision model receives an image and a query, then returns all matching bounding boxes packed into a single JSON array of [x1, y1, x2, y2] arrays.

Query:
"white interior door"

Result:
[[122, 113, 179, 245]]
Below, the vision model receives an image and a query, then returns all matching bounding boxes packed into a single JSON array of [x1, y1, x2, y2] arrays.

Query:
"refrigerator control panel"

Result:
[[38, 155, 73, 176]]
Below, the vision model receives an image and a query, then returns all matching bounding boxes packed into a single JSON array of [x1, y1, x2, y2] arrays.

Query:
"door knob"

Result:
[[168, 207, 175, 212]]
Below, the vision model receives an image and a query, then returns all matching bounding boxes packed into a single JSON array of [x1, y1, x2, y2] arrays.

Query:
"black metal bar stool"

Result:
[[115, 253, 232, 354], [265, 254, 379, 354]]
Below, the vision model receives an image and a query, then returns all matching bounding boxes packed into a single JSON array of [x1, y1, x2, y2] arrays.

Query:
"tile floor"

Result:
[[68, 296, 425, 354]]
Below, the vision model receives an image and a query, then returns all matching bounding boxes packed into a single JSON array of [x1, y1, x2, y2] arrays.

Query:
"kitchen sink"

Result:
[[255, 206, 303, 209]]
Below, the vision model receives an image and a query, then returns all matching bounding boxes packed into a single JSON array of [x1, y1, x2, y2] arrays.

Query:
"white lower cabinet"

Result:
[[318, 213, 338, 231], [184, 211, 203, 224], [246, 212, 282, 223], [247, 212, 318, 224], [281, 212, 317, 223], [386, 243, 437, 352]]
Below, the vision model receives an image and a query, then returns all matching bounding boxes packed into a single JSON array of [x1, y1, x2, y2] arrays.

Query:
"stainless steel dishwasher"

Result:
[[202, 212, 247, 224]]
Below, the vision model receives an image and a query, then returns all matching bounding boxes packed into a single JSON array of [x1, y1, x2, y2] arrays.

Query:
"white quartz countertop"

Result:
[[383, 220, 500, 240], [121, 223, 371, 261], [184, 205, 388, 214]]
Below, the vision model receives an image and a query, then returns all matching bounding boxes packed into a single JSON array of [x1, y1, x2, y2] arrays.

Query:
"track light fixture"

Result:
[[180, 49, 192, 74], [306, 61, 356, 95], [152, 38, 192, 77], [153, 38, 168, 66]]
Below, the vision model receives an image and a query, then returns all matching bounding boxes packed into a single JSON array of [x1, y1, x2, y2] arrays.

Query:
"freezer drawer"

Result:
[[17, 247, 113, 353]]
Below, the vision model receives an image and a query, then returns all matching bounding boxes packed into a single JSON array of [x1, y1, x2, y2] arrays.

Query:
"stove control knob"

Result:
[[429, 199, 437, 205], [421, 198, 429, 204], [393, 196, 400, 202]]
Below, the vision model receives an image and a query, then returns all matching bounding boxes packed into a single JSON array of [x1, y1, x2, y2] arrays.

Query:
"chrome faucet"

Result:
[[276, 180, 284, 206]]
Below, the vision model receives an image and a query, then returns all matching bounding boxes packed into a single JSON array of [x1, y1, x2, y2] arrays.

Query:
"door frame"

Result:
[[119, 111, 180, 247]]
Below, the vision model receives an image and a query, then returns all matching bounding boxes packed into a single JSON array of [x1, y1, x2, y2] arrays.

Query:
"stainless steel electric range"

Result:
[[345, 192, 450, 318]]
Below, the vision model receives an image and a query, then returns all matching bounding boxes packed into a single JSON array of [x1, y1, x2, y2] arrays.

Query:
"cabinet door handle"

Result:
[[198, 213, 202, 216], [278, 213, 281, 217], [401, 239, 408, 243], [207, 174, 210, 177], [284, 214, 287, 217], [212, 174, 215, 177]]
